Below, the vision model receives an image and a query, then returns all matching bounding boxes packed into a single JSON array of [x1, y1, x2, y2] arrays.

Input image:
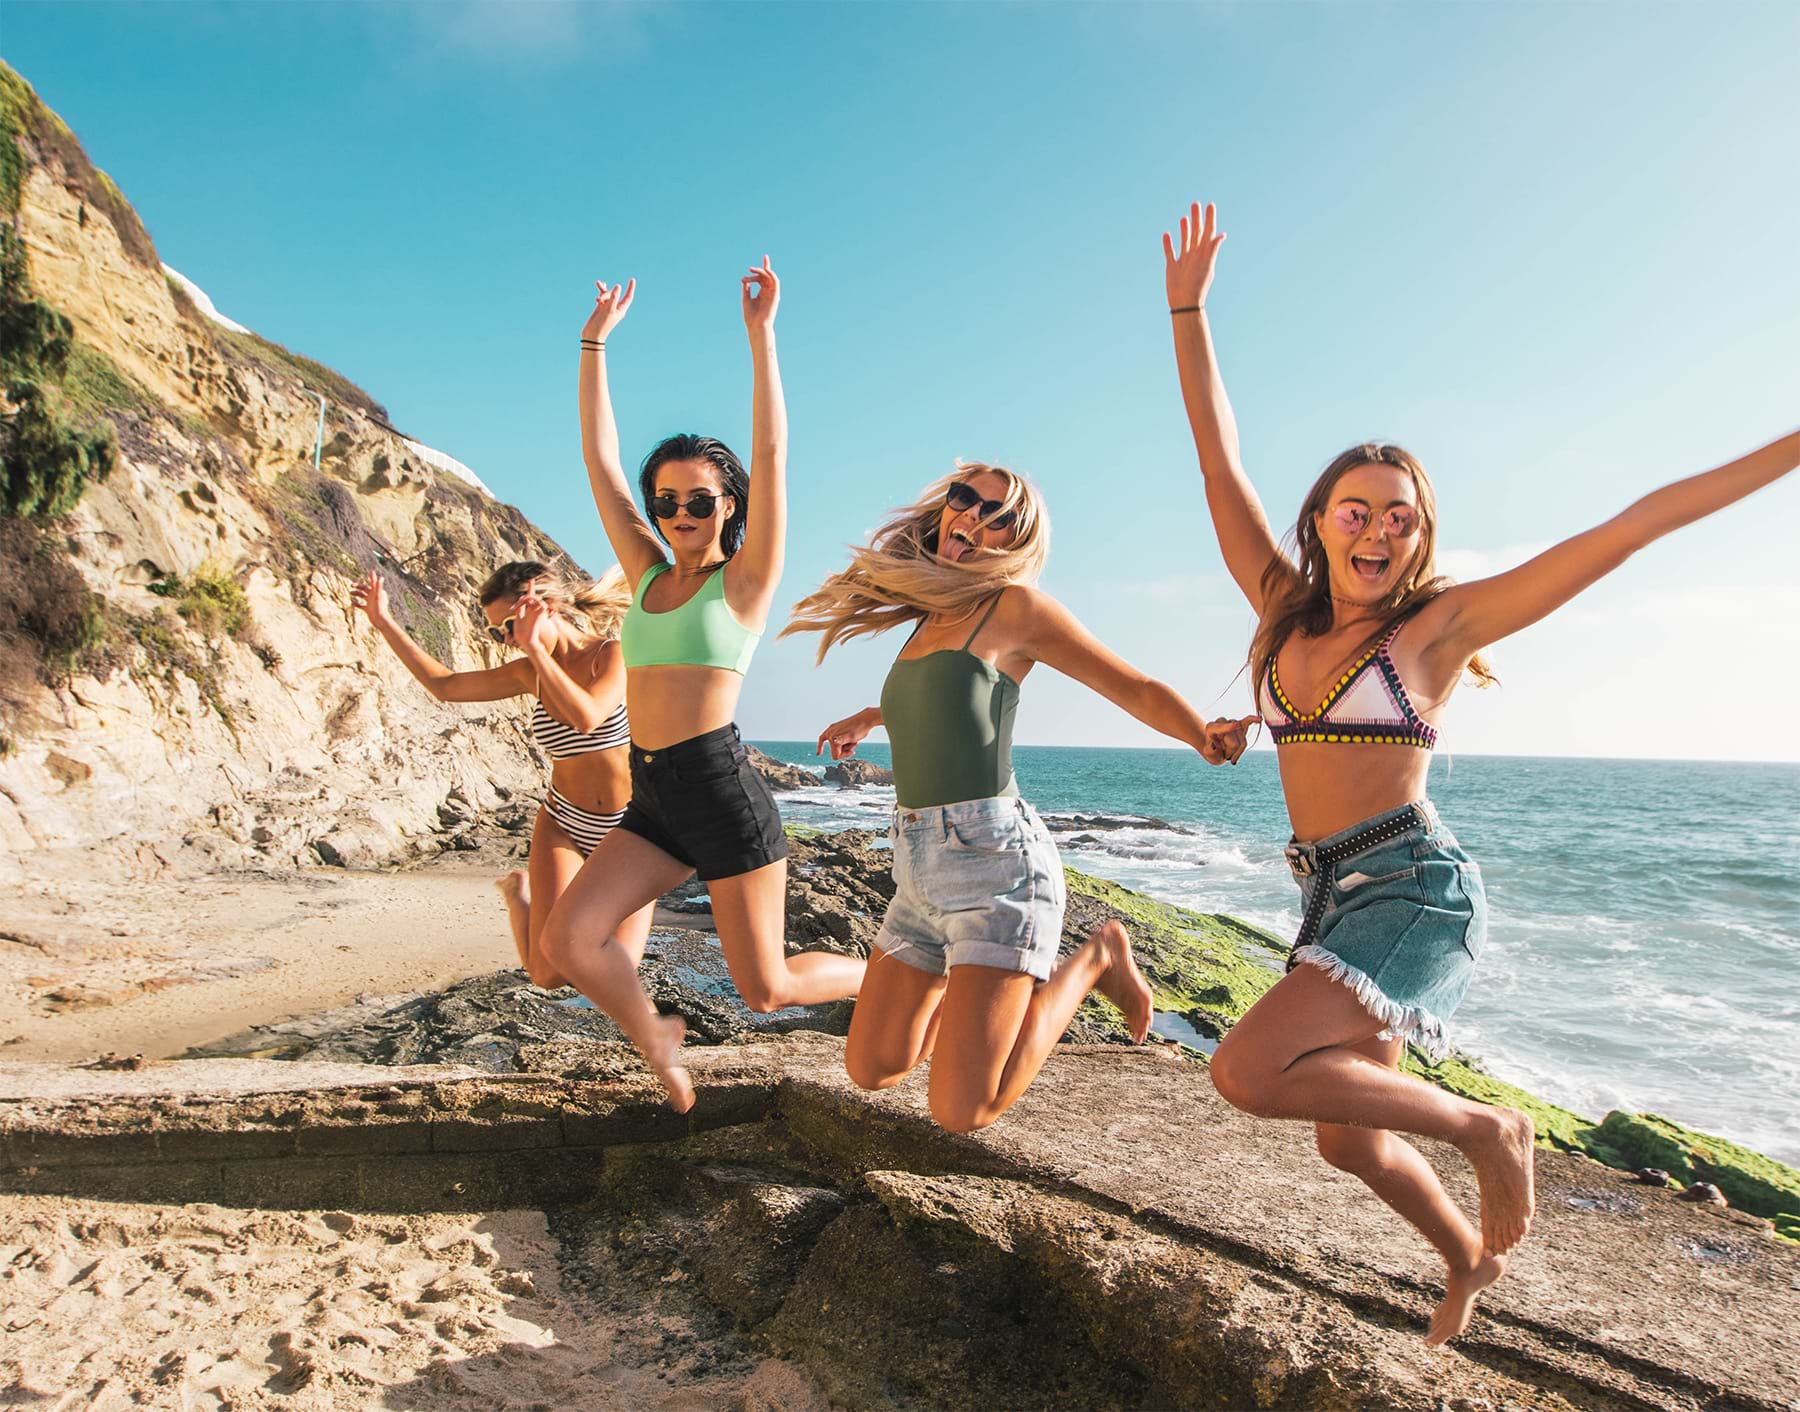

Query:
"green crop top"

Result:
[[879, 592, 1020, 809], [619, 562, 761, 674]]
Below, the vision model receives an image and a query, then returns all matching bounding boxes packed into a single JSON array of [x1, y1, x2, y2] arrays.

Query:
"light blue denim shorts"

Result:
[[1287, 800, 1487, 1062], [875, 795, 1066, 982]]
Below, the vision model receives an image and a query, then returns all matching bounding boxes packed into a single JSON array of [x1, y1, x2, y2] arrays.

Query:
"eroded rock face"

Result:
[[0, 110, 574, 884]]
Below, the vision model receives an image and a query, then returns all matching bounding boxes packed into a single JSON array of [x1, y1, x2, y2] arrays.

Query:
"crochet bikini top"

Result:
[[1256, 620, 1438, 750]]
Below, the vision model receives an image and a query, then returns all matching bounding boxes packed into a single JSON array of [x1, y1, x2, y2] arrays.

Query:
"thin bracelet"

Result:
[[580, 340, 606, 350], [1169, 305, 1202, 315]]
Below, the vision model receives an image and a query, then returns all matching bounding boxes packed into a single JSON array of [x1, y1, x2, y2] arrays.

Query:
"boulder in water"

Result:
[[823, 758, 893, 788]]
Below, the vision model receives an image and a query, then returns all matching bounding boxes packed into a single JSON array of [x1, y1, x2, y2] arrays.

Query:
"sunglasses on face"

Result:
[[486, 616, 515, 646], [650, 491, 722, 520], [945, 480, 1018, 533], [1331, 502, 1420, 538]]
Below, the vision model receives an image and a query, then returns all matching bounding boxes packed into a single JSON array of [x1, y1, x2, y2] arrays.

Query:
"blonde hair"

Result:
[[784, 461, 1050, 662], [1249, 443, 1496, 693], [478, 560, 632, 641]]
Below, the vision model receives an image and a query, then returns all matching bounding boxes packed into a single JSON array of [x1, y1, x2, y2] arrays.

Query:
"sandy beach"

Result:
[[0, 852, 548, 1064], [0, 1194, 830, 1410]]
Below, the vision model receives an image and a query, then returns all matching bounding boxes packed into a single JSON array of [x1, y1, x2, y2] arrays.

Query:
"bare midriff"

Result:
[[548, 746, 632, 815], [1276, 745, 1435, 841], [624, 666, 746, 752]]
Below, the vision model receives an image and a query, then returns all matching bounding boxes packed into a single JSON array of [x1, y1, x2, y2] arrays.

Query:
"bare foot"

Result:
[[1425, 1250, 1507, 1345], [495, 870, 529, 910], [644, 1013, 694, 1114], [1092, 920, 1153, 1044], [1460, 1107, 1537, 1253]]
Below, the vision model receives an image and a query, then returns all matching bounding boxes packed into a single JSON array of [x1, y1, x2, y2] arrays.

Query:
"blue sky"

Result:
[[7, 1, 1798, 760]]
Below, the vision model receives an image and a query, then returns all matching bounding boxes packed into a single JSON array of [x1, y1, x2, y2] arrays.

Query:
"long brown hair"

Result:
[[1249, 443, 1496, 692], [783, 461, 1050, 662]]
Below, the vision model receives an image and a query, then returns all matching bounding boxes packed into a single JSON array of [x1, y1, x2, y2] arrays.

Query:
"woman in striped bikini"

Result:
[[1163, 196, 1800, 1343], [350, 562, 651, 989]]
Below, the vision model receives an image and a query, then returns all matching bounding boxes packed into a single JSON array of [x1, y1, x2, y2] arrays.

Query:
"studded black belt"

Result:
[[1282, 803, 1432, 969]]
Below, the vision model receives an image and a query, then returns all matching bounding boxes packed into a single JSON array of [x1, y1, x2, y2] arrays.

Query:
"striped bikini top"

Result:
[[1256, 620, 1437, 750], [530, 697, 630, 759]]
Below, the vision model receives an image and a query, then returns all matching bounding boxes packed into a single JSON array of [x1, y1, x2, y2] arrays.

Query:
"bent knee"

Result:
[[844, 1053, 910, 1092], [929, 1093, 999, 1135], [525, 961, 569, 991], [1208, 1044, 1274, 1116], [738, 979, 796, 1014]]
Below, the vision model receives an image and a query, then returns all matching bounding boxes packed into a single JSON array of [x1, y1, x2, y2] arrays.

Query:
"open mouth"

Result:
[[940, 529, 977, 561], [1350, 554, 1389, 581]]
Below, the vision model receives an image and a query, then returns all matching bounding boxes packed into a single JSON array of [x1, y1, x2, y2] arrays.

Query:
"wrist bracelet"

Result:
[[1169, 305, 1202, 315], [580, 340, 606, 350]]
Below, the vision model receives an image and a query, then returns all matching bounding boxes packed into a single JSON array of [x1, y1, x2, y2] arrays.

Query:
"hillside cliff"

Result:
[[0, 66, 576, 883]]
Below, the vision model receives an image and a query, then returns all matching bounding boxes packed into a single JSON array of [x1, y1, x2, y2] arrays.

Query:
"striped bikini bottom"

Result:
[[543, 785, 625, 858]]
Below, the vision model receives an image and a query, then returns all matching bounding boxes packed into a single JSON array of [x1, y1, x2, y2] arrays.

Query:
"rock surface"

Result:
[[745, 746, 820, 791], [823, 757, 893, 788], [4, 1037, 1795, 1411]]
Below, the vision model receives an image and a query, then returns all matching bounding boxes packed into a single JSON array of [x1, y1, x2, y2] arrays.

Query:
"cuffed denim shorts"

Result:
[[874, 795, 1066, 982], [1288, 800, 1486, 1062]]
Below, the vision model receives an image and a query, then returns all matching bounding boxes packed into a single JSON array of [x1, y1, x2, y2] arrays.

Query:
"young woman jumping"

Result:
[[538, 260, 865, 1111], [350, 562, 650, 988], [1163, 197, 1800, 1343], [787, 462, 1255, 1133]]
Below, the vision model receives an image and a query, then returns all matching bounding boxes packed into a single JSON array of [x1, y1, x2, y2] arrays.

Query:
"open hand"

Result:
[[742, 257, 779, 332], [349, 570, 389, 625], [1198, 714, 1258, 765], [583, 278, 636, 343], [816, 707, 877, 761], [512, 591, 555, 656], [1162, 200, 1226, 312]]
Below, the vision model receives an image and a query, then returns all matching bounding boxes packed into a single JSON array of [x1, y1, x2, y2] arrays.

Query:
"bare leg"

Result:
[[707, 859, 867, 1011], [927, 920, 1146, 1133], [498, 808, 585, 989], [844, 949, 948, 1090], [538, 828, 697, 1111], [1210, 964, 1537, 1255], [1313, 1036, 1504, 1344]]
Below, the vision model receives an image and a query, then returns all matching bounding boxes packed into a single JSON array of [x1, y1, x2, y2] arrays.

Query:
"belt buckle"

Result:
[[1283, 843, 1314, 877]]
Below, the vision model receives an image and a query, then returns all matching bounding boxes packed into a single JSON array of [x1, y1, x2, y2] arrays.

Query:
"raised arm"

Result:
[[1163, 201, 1291, 613], [727, 257, 787, 622], [579, 278, 666, 588], [1424, 427, 1800, 664], [1015, 587, 1255, 764], [511, 592, 626, 733], [350, 571, 530, 703]]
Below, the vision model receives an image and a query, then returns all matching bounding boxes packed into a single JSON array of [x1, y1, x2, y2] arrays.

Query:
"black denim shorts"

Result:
[[614, 723, 789, 882]]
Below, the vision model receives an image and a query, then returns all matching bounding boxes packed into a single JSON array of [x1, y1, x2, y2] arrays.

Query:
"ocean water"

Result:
[[752, 742, 1800, 1167]]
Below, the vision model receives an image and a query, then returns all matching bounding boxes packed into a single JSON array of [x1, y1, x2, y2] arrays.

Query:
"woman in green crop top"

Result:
[[538, 259, 865, 1113], [786, 462, 1256, 1134]]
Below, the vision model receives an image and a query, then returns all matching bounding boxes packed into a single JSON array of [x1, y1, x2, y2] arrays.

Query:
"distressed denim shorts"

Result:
[[1288, 800, 1487, 1062], [874, 796, 1066, 982]]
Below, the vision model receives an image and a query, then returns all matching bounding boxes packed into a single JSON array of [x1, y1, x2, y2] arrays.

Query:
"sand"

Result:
[[0, 850, 697, 1064], [0, 1195, 829, 1410]]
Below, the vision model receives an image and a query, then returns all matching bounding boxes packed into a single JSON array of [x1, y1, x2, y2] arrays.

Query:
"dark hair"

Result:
[[639, 434, 750, 558], [477, 560, 550, 607]]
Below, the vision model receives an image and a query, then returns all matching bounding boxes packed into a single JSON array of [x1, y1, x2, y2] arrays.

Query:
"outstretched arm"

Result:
[[1163, 201, 1290, 613], [1426, 427, 1800, 662], [1017, 587, 1255, 764], [579, 278, 666, 589], [728, 257, 787, 623], [350, 571, 530, 703]]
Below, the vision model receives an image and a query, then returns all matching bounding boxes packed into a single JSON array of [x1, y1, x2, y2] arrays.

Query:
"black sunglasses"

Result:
[[650, 491, 722, 520], [945, 480, 1017, 532]]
